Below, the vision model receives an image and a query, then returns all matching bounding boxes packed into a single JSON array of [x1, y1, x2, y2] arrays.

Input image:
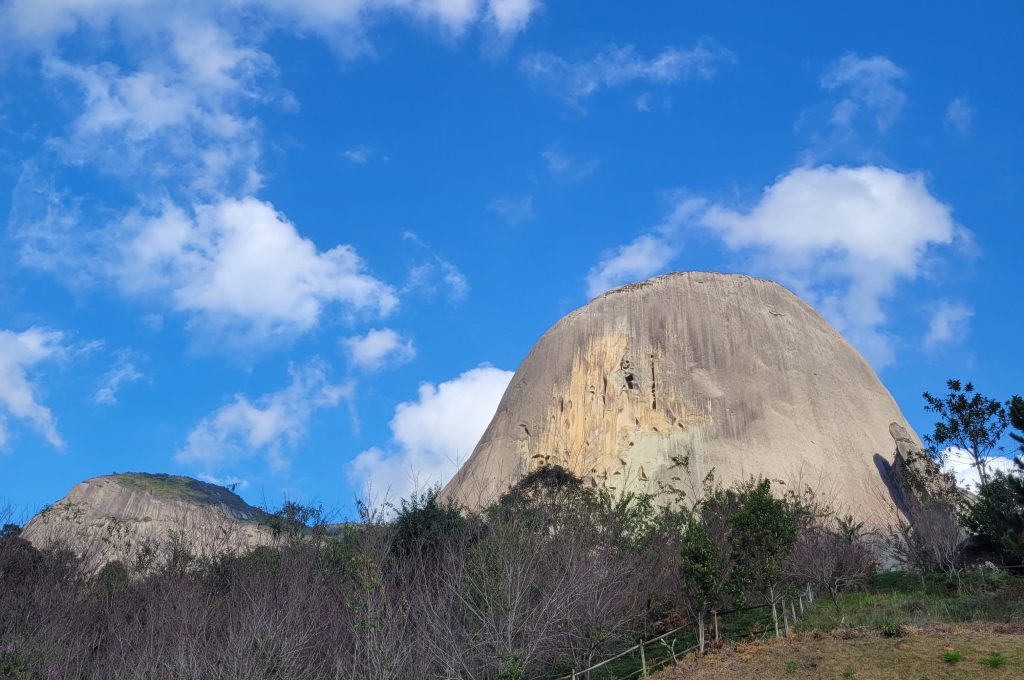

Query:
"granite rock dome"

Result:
[[442, 272, 918, 522]]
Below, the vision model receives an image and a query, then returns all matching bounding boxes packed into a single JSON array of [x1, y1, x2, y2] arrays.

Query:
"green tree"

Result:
[[961, 471, 1024, 563], [728, 480, 797, 638], [390, 487, 475, 557], [923, 379, 1009, 486], [679, 519, 726, 653], [1009, 395, 1024, 459]]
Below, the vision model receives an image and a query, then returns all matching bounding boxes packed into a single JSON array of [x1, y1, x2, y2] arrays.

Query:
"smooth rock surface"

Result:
[[442, 272, 918, 523]]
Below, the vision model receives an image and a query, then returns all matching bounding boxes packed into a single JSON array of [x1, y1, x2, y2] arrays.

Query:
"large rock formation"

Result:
[[442, 272, 920, 523], [22, 473, 272, 568]]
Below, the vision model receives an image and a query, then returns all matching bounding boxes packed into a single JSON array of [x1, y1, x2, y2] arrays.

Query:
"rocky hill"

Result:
[[442, 271, 919, 523], [22, 473, 272, 568]]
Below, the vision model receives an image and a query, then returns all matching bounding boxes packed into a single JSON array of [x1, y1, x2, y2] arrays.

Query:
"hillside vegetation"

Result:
[[1, 380, 1022, 680]]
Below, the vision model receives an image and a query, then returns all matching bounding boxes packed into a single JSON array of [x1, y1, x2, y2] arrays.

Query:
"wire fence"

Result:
[[555, 592, 814, 680]]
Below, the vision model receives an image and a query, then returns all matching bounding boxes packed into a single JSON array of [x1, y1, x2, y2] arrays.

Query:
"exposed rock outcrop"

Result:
[[22, 473, 272, 568], [442, 272, 922, 524]]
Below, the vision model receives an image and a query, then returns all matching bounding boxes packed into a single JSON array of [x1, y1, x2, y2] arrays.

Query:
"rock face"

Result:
[[442, 272, 920, 523], [22, 473, 272, 567]]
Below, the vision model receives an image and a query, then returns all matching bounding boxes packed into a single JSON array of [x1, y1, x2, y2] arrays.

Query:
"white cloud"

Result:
[[93, 352, 144, 405], [699, 166, 959, 367], [634, 92, 652, 112], [522, 40, 734, 107], [586, 235, 676, 300], [488, 194, 533, 224], [486, 0, 540, 34], [40, 21, 269, 196], [0, 1, 541, 57], [923, 301, 973, 349], [7, 165, 93, 284], [542, 146, 597, 181], [401, 231, 470, 302], [342, 328, 415, 372], [112, 196, 397, 346], [341, 145, 373, 164], [940, 447, 1020, 493], [177, 360, 349, 472], [196, 473, 250, 491], [585, 196, 705, 298], [0, 327, 67, 449], [946, 97, 973, 133], [586, 166, 965, 367], [820, 53, 907, 135], [348, 364, 513, 500]]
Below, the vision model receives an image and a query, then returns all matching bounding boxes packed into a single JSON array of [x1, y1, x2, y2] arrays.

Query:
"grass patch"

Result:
[[981, 651, 1006, 669], [796, 571, 1024, 635], [112, 473, 260, 518], [941, 649, 963, 664]]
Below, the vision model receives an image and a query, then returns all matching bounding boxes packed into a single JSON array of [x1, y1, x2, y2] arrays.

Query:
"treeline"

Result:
[[1, 470, 872, 680]]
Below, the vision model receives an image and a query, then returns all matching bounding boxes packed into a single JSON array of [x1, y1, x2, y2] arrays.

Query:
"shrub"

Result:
[[880, 620, 905, 638], [942, 649, 963, 664]]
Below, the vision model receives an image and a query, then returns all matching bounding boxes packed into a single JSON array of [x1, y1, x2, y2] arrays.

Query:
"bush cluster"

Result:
[[0, 470, 876, 679]]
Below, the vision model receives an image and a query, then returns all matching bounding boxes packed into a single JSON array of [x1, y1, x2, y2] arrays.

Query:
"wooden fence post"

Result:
[[639, 640, 647, 677], [714, 610, 720, 644]]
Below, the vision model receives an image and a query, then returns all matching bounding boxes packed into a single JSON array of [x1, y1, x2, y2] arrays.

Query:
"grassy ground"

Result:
[[796, 571, 1024, 633], [654, 623, 1024, 680], [574, 572, 1024, 680]]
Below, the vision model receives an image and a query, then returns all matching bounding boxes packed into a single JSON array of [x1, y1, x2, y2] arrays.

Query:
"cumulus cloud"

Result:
[[93, 352, 144, 405], [6, 0, 533, 351], [699, 166, 959, 366], [348, 364, 513, 501], [177, 360, 350, 472], [0, 327, 67, 448], [522, 40, 734, 107], [587, 166, 965, 367], [488, 194, 533, 224], [342, 328, 415, 372], [946, 97, 973, 133], [820, 53, 907, 134], [940, 447, 1020, 493], [923, 301, 973, 349], [40, 22, 269, 196], [107, 197, 398, 346]]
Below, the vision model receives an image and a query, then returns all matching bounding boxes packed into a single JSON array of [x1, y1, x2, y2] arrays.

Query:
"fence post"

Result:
[[714, 609, 720, 644], [639, 640, 647, 676]]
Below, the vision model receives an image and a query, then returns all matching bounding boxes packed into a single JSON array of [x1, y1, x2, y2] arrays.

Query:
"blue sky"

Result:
[[1, 1, 1021, 517]]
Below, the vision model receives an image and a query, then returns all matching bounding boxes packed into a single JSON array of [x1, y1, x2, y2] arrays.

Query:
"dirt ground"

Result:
[[652, 623, 1024, 680]]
